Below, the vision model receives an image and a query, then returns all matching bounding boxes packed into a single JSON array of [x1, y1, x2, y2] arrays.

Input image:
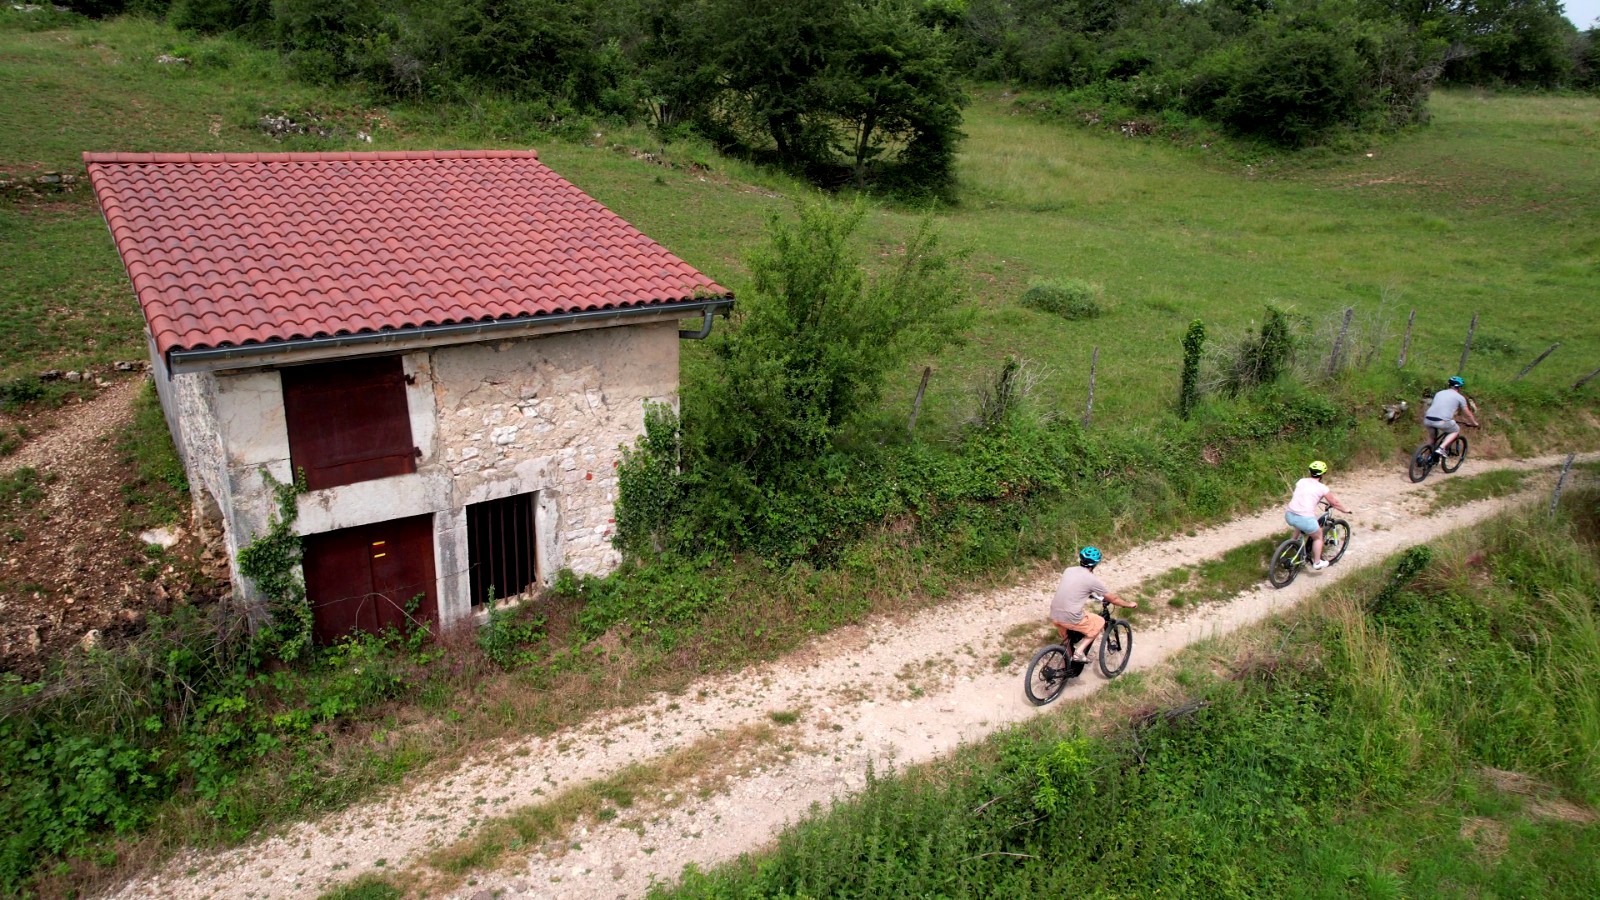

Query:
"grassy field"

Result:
[[653, 493, 1600, 898], [4, 12, 1600, 432]]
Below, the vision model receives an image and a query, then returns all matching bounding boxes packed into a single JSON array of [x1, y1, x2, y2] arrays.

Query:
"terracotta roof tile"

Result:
[[84, 150, 731, 357]]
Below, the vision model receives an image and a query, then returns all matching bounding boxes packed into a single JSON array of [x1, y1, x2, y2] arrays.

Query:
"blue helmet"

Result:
[[1447, 376, 1464, 389], [1079, 546, 1103, 567]]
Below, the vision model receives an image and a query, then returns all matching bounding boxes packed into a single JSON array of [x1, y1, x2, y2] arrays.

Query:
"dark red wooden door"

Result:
[[303, 514, 438, 644]]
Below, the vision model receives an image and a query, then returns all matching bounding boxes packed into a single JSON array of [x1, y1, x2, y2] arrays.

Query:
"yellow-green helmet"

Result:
[[1308, 460, 1328, 477]]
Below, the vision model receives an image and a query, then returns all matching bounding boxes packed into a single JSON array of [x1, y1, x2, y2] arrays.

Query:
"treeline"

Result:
[[58, 0, 1600, 186]]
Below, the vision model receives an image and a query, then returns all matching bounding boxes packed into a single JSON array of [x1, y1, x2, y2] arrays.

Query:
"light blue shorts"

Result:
[[1286, 511, 1319, 535]]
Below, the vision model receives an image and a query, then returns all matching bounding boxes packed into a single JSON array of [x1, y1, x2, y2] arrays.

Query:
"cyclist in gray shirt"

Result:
[[1050, 547, 1137, 663], [1423, 376, 1478, 459]]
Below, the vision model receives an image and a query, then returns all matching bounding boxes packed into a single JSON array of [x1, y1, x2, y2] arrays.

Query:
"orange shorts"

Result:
[[1053, 611, 1104, 641]]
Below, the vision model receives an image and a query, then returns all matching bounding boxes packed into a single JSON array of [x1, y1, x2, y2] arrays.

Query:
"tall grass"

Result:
[[655, 491, 1600, 897]]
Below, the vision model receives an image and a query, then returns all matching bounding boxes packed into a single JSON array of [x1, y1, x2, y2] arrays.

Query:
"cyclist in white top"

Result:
[[1423, 376, 1478, 459], [1284, 461, 1349, 570]]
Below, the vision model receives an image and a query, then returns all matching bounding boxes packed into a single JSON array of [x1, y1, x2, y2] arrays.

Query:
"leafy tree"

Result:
[[689, 199, 969, 483], [691, 0, 966, 192], [700, 0, 845, 170], [824, 0, 966, 191]]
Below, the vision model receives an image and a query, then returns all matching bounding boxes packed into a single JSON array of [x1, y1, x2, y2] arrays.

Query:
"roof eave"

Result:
[[165, 297, 734, 375]]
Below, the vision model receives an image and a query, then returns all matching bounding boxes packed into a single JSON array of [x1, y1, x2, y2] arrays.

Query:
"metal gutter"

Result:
[[166, 297, 734, 374]]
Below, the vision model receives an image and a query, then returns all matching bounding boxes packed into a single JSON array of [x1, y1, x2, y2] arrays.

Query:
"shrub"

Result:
[[614, 402, 684, 556], [0, 376, 45, 411], [1205, 23, 1367, 147], [1210, 306, 1300, 396], [1020, 278, 1102, 320], [1180, 318, 1205, 419]]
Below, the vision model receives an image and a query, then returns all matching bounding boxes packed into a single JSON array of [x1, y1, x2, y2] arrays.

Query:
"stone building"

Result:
[[85, 150, 731, 641]]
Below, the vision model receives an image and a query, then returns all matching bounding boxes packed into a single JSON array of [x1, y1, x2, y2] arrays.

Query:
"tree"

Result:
[[689, 200, 969, 482], [823, 0, 966, 191], [692, 0, 966, 192]]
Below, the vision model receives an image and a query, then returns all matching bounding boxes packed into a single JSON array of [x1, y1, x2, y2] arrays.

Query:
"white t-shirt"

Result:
[[1287, 477, 1330, 517]]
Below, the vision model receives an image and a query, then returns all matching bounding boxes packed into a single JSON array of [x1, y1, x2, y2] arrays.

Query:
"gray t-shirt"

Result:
[[1425, 388, 1467, 422], [1050, 565, 1107, 623]]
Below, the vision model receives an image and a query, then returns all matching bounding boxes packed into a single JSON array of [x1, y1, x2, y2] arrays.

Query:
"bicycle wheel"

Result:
[[1408, 443, 1434, 483], [1441, 435, 1468, 473], [1268, 538, 1301, 589], [1322, 519, 1351, 565], [1024, 645, 1072, 706], [1098, 620, 1133, 678]]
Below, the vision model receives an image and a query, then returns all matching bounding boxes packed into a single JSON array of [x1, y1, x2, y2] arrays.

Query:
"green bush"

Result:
[[1019, 278, 1102, 320], [1203, 23, 1367, 147], [1211, 305, 1300, 396], [0, 376, 44, 411]]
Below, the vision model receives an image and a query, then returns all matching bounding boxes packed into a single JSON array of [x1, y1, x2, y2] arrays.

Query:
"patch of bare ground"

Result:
[[98, 451, 1597, 900], [1459, 816, 1510, 863], [0, 376, 224, 675], [1481, 767, 1599, 825]]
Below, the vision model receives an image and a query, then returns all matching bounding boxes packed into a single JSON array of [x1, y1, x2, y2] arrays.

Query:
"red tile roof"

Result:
[[84, 150, 731, 357]]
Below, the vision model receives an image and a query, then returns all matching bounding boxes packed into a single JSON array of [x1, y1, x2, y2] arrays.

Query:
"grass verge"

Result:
[[1429, 467, 1531, 513]]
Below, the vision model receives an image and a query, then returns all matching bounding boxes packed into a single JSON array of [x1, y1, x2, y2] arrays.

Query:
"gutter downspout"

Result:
[[678, 307, 721, 340]]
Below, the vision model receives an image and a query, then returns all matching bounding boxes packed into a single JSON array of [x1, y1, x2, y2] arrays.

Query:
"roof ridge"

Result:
[[83, 149, 540, 164]]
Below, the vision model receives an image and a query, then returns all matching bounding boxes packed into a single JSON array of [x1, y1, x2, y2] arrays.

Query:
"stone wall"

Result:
[[162, 320, 679, 627], [431, 321, 680, 579]]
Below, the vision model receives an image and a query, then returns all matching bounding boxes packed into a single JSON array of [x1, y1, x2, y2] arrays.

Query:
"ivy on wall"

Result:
[[236, 468, 313, 662]]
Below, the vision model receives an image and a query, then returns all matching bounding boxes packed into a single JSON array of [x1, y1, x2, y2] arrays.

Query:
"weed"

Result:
[[0, 466, 45, 508], [0, 376, 44, 410], [768, 710, 800, 725], [477, 596, 547, 670], [0, 424, 27, 456]]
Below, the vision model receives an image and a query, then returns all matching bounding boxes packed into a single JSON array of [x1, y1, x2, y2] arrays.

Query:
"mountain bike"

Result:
[[1023, 594, 1134, 706], [1267, 500, 1350, 589], [1408, 424, 1475, 483]]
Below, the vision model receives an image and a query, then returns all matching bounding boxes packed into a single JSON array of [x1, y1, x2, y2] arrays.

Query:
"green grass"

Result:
[[651, 493, 1600, 898], [114, 380, 188, 528], [1429, 467, 1531, 512], [1132, 536, 1280, 610], [4, 16, 1600, 432], [317, 875, 402, 900]]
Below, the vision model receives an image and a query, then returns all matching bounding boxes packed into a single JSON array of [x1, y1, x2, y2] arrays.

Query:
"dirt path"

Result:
[[0, 378, 142, 478], [105, 452, 1597, 900], [0, 377, 168, 670]]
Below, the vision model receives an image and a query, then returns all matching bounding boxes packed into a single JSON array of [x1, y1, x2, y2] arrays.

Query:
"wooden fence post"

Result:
[[1082, 347, 1098, 428], [1575, 366, 1600, 391], [907, 366, 932, 439], [1514, 343, 1560, 381], [1326, 307, 1354, 378], [1551, 452, 1576, 516], [1457, 312, 1477, 375], [1398, 309, 1415, 368]]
